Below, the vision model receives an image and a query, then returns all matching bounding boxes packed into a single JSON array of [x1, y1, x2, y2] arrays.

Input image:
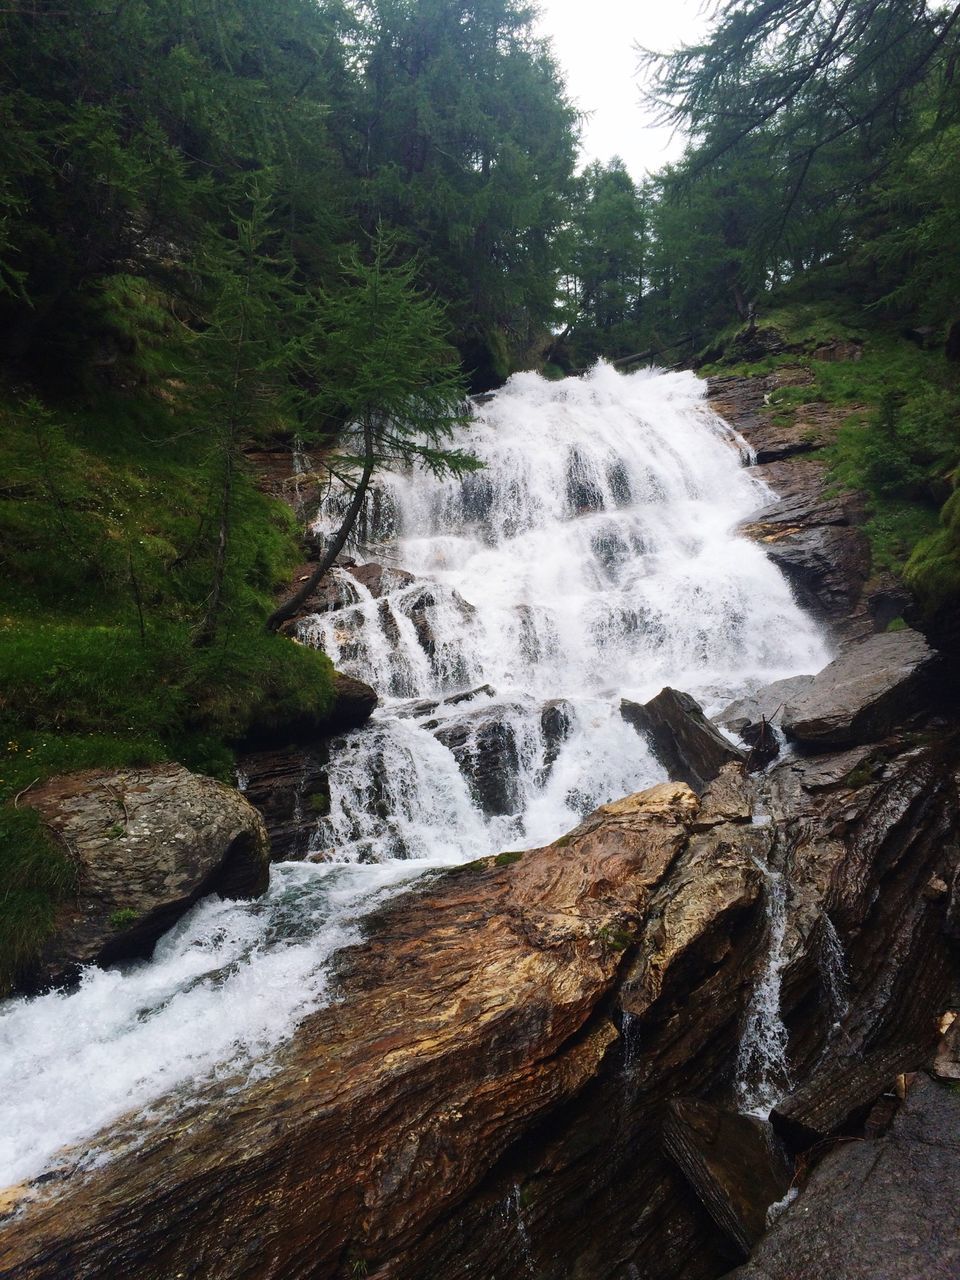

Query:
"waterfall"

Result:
[[0, 364, 829, 1191], [301, 364, 828, 860], [736, 858, 792, 1115], [818, 911, 849, 1025]]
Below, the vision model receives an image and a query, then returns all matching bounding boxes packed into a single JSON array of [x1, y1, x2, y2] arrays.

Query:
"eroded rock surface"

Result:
[[780, 628, 936, 747], [3, 730, 957, 1280], [21, 765, 270, 990]]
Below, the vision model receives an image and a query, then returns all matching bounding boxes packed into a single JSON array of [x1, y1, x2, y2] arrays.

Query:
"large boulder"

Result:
[[622, 687, 745, 791], [780, 629, 936, 747], [725, 1077, 960, 1280], [327, 671, 378, 733], [21, 765, 270, 990]]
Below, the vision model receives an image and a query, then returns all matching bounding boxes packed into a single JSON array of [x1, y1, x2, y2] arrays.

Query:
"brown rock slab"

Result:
[[2, 736, 957, 1280], [21, 765, 270, 990], [0, 782, 700, 1278]]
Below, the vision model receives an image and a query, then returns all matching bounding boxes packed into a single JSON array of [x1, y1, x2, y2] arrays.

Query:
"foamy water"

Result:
[[1, 363, 829, 1189]]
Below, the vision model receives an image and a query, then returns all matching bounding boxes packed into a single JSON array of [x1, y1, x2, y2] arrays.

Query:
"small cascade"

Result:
[[737, 856, 792, 1116], [500, 1182, 537, 1277], [621, 1010, 642, 1078], [818, 911, 849, 1025]]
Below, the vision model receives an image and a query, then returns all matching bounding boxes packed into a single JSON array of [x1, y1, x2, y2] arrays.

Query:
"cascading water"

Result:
[[0, 363, 829, 1193], [736, 857, 792, 1115], [302, 364, 828, 861]]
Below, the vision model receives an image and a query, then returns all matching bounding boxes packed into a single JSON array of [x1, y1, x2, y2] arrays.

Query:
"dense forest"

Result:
[[1, 0, 960, 984]]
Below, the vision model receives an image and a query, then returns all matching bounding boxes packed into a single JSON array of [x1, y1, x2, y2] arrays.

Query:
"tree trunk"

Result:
[[265, 418, 376, 634]]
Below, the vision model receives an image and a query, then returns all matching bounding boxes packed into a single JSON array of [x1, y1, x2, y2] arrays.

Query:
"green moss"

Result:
[[109, 907, 139, 930], [308, 789, 331, 816], [494, 849, 523, 867], [596, 924, 633, 952]]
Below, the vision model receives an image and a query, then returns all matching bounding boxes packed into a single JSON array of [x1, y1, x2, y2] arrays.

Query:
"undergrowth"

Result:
[[0, 380, 335, 989], [706, 299, 960, 610]]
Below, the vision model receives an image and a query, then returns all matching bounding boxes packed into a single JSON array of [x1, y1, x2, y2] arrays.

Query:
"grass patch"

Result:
[[0, 378, 338, 988]]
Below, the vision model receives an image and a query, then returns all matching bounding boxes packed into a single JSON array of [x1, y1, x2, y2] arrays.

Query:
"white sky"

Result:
[[534, 0, 712, 180]]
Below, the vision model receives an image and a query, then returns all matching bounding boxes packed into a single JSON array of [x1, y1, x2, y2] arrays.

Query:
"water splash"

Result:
[[500, 1181, 537, 1277]]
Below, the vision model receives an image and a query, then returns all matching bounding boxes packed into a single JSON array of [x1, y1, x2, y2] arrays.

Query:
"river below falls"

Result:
[[0, 363, 830, 1191]]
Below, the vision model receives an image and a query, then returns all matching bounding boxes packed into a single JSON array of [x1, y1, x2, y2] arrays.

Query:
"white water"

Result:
[[1, 364, 829, 1191], [303, 365, 828, 860], [737, 857, 792, 1115]]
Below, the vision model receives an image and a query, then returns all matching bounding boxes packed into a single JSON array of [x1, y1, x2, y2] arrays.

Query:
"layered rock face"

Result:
[[3, 725, 957, 1279], [20, 765, 270, 990], [709, 369, 910, 637]]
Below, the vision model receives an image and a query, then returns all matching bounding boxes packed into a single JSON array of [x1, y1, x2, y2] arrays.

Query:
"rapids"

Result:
[[0, 363, 829, 1191]]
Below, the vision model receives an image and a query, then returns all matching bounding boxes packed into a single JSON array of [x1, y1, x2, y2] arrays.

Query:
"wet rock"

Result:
[[716, 674, 815, 735], [4, 740, 958, 1280], [235, 745, 329, 861], [276, 562, 416, 636], [662, 1100, 793, 1256], [725, 1077, 960, 1280], [275, 565, 360, 633], [540, 699, 574, 774], [400, 684, 497, 720], [771, 1042, 930, 1147], [346, 561, 416, 598], [781, 629, 936, 747], [433, 705, 524, 815], [21, 765, 270, 991], [622, 687, 745, 792]]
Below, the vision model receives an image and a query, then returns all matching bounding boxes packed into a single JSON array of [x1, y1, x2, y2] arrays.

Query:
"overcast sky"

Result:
[[534, 0, 711, 180]]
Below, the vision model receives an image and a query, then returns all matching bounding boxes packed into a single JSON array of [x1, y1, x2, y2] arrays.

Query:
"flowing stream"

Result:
[[0, 364, 829, 1191]]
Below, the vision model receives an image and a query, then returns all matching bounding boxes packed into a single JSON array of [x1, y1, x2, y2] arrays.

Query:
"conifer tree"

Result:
[[266, 228, 480, 632]]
